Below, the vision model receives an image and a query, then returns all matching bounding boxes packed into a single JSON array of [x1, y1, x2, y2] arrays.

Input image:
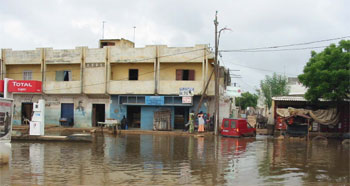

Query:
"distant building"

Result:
[[0, 39, 230, 129], [287, 77, 307, 96]]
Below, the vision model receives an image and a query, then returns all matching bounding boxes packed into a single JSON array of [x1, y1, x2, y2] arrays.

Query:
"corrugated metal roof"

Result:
[[272, 96, 307, 101], [272, 96, 346, 102]]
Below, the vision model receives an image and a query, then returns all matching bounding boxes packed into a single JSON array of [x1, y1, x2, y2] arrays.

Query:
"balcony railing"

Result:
[[108, 80, 155, 94], [44, 81, 81, 94]]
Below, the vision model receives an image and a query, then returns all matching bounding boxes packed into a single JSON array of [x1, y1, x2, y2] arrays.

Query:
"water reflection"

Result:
[[1, 135, 349, 185]]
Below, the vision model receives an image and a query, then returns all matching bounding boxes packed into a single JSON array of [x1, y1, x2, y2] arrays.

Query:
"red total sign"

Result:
[[7, 80, 42, 93]]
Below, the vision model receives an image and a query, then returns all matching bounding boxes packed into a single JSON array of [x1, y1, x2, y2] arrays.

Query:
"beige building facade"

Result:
[[1, 39, 229, 129]]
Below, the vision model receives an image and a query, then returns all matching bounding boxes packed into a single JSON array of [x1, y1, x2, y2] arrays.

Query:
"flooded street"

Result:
[[1, 134, 349, 185]]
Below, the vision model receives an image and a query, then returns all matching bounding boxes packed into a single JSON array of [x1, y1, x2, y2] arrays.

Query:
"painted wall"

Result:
[[83, 65, 105, 94], [159, 63, 203, 81], [109, 96, 127, 121], [109, 96, 178, 130], [6, 65, 42, 80], [2, 45, 220, 96], [141, 106, 174, 130], [189, 96, 208, 114], [140, 106, 156, 130], [45, 64, 81, 81], [110, 46, 156, 63], [108, 81, 155, 94], [158, 44, 206, 63], [44, 81, 81, 94], [12, 94, 109, 128], [2, 49, 41, 65], [111, 63, 154, 81], [45, 48, 82, 64]]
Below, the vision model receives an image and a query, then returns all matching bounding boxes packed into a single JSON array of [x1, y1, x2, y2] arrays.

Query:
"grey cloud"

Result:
[[0, 0, 349, 92]]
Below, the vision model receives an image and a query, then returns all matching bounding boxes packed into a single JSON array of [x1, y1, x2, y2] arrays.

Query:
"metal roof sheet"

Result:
[[272, 96, 307, 101]]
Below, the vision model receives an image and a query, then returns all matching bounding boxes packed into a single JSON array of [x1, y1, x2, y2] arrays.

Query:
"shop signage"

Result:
[[7, 80, 42, 93], [0, 81, 3, 92], [145, 96, 164, 105], [226, 86, 242, 97], [182, 96, 192, 104], [179, 87, 194, 96]]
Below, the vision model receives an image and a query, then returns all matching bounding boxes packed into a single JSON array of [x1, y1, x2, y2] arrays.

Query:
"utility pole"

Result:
[[133, 26, 136, 45], [102, 21, 106, 39], [214, 11, 219, 136]]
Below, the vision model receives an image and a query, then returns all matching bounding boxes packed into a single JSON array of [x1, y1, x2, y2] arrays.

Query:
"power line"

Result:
[[3, 47, 209, 75], [221, 45, 329, 53], [42, 54, 207, 92], [220, 35, 350, 52], [227, 61, 298, 77]]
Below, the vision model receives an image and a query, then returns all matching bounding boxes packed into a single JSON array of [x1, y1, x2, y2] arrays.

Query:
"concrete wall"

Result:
[[109, 96, 127, 122], [44, 81, 81, 94], [108, 81, 154, 94], [158, 45, 206, 63], [45, 64, 81, 81], [2, 49, 41, 65], [45, 48, 82, 64], [140, 106, 175, 130], [1, 44, 219, 95], [159, 81, 204, 95], [12, 94, 109, 128], [159, 63, 203, 81], [110, 46, 156, 63], [111, 63, 154, 81], [6, 64, 42, 80]]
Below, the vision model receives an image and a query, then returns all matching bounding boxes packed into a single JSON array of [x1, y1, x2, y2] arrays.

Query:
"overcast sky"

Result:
[[1, 0, 349, 92]]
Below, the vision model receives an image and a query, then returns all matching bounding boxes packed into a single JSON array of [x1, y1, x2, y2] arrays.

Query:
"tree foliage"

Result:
[[298, 40, 350, 102], [235, 92, 258, 110], [260, 73, 289, 109]]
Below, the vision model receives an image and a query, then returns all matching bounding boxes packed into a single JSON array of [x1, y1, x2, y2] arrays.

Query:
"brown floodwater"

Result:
[[0, 134, 349, 185]]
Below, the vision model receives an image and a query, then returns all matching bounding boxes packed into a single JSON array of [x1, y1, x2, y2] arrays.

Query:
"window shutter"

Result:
[[176, 70, 183, 80], [189, 70, 195, 80], [56, 71, 64, 81]]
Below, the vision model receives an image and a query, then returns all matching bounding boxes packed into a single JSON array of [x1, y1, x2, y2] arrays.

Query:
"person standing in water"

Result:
[[198, 111, 205, 132]]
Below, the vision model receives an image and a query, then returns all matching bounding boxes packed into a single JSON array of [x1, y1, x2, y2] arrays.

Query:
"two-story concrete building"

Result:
[[0, 39, 230, 130]]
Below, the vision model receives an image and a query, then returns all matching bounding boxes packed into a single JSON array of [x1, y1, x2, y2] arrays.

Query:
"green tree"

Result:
[[235, 92, 258, 110], [260, 73, 289, 109], [298, 40, 350, 102]]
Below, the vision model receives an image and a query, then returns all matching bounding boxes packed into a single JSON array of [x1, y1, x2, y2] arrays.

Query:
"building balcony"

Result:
[[44, 81, 81, 94], [108, 80, 155, 94], [158, 80, 204, 95]]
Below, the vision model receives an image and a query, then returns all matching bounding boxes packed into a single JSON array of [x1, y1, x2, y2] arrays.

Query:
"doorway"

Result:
[[174, 107, 189, 129], [92, 104, 105, 127], [61, 103, 74, 126], [21, 102, 33, 125], [127, 106, 141, 128]]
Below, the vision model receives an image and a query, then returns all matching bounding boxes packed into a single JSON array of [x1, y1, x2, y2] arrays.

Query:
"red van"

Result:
[[221, 118, 256, 137]]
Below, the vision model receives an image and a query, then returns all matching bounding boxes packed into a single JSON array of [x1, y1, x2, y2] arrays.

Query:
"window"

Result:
[[129, 69, 138, 80], [224, 120, 229, 128], [23, 71, 32, 80], [231, 121, 236, 129], [56, 71, 72, 81], [176, 70, 195, 81]]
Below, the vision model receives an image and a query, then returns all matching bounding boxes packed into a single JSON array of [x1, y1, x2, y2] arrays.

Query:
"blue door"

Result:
[[61, 103, 74, 126]]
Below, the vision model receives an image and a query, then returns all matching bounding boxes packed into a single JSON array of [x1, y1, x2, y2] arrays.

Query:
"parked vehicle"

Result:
[[221, 118, 256, 137]]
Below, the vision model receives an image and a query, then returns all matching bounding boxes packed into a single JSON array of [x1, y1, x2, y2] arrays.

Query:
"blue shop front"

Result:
[[110, 95, 208, 130]]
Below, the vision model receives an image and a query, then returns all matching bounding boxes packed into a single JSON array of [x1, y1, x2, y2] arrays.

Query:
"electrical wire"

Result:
[[221, 45, 328, 53], [42, 54, 207, 92], [220, 35, 350, 52], [2, 47, 209, 75]]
